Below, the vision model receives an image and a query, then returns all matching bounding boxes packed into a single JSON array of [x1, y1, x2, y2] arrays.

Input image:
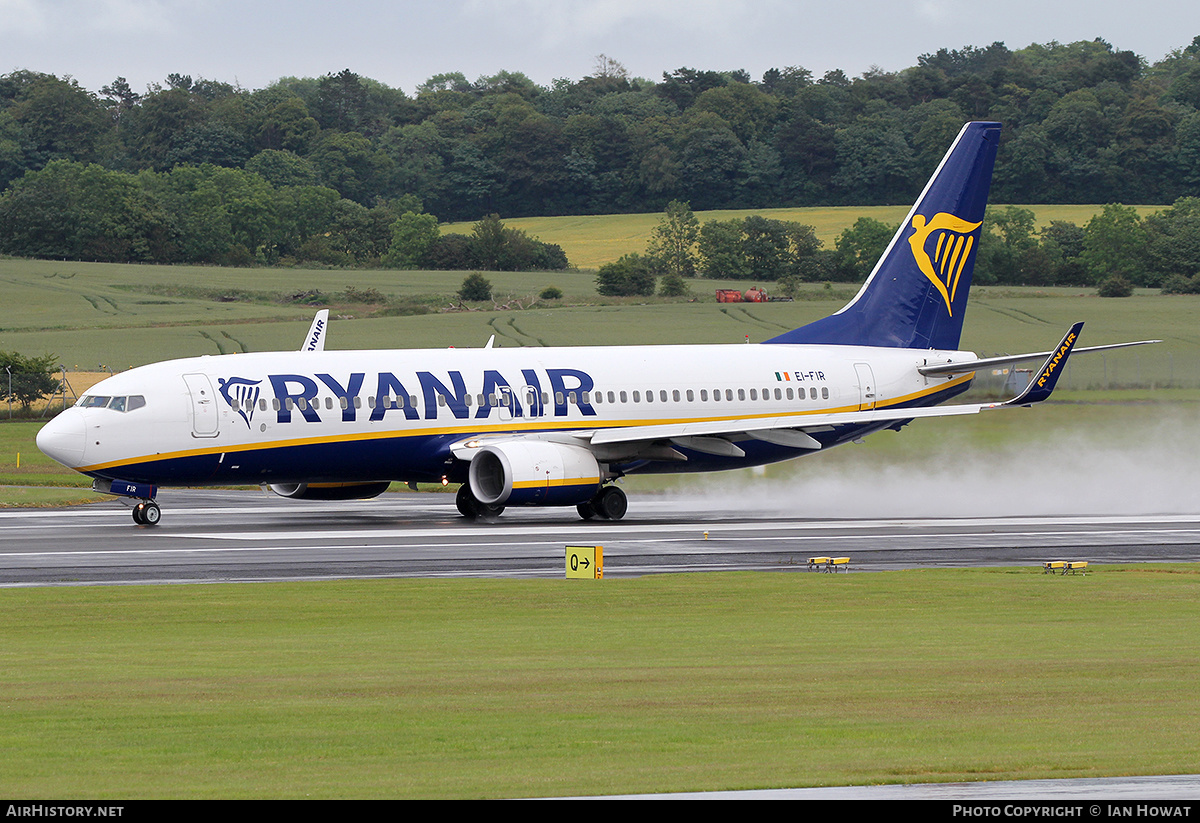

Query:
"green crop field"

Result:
[[443, 204, 1156, 269]]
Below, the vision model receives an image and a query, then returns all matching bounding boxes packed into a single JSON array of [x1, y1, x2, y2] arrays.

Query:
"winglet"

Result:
[[1004, 322, 1083, 406], [301, 310, 329, 352]]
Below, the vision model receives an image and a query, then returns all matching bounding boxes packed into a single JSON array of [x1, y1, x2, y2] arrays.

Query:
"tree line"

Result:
[[0, 159, 567, 269], [4, 37, 1200, 266], [599, 196, 1200, 295]]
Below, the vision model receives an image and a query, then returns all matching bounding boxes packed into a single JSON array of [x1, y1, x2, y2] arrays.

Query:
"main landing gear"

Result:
[[577, 485, 627, 521], [454, 483, 628, 521], [456, 485, 505, 521], [132, 499, 161, 526]]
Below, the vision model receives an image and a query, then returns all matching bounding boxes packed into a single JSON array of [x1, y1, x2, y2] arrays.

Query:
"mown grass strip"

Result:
[[1, 568, 1198, 798]]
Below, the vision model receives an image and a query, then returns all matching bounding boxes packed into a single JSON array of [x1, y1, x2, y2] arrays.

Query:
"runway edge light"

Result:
[[566, 545, 602, 579]]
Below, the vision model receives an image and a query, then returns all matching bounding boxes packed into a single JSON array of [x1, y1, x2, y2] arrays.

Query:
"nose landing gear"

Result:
[[132, 500, 161, 526], [92, 479, 162, 527]]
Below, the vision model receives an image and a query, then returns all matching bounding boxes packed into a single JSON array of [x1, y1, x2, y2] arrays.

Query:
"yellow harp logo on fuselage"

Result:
[[907, 212, 982, 316]]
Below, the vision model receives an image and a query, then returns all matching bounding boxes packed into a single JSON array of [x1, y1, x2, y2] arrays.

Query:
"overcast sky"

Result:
[[4, 0, 1199, 96]]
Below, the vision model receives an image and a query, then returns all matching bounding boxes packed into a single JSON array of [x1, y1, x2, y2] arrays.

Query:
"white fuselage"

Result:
[[37, 342, 977, 487]]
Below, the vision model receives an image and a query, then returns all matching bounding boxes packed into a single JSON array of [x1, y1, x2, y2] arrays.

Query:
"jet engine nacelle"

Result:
[[268, 481, 392, 500], [468, 441, 602, 507]]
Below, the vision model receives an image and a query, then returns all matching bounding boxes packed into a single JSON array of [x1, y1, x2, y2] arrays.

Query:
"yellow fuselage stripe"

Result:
[[79, 373, 973, 473]]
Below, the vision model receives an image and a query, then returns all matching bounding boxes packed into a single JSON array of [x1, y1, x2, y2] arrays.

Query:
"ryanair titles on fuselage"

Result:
[[218, 368, 598, 428]]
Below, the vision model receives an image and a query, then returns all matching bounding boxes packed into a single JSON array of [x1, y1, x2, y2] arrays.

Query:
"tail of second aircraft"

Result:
[[766, 121, 1001, 351]]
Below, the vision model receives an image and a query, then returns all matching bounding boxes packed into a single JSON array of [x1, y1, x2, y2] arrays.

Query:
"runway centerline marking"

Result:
[[5, 529, 1200, 562]]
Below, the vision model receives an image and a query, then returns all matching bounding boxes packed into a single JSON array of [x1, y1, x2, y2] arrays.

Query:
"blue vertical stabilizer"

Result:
[[766, 121, 1001, 350]]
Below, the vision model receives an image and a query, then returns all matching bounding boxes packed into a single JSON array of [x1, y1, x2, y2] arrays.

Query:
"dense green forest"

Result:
[[3, 37, 1200, 278]]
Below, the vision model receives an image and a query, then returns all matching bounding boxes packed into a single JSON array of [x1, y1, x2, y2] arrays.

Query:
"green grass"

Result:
[[1, 568, 1198, 798]]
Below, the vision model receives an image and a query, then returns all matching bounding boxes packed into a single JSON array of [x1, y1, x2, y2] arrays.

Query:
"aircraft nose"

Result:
[[36, 410, 86, 468]]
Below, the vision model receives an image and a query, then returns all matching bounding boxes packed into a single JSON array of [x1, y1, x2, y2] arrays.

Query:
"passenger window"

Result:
[[749, 389, 757, 401], [555, 391, 564, 405], [607, 391, 615, 403], [726, 389, 733, 401], [738, 389, 746, 401], [645, 390, 653, 403], [273, 399, 281, 411], [260, 399, 268, 411], [822, 387, 829, 399], [620, 391, 628, 403], [810, 388, 817, 400], [700, 389, 708, 401], [661, 390, 669, 402], [686, 390, 693, 402], [632, 391, 640, 402], [786, 388, 794, 400], [368, 396, 376, 408]]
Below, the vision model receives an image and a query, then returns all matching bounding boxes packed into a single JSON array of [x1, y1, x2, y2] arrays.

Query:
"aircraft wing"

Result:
[[448, 402, 997, 460], [585, 323, 1091, 451], [450, 324, 1090, 462]]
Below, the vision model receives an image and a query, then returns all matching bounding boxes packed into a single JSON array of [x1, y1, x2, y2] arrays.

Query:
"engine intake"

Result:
[[469, 441, 601, 506]]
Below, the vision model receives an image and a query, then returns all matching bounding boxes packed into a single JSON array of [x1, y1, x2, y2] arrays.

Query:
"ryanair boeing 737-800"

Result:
[[35, 122, 1155, 526]]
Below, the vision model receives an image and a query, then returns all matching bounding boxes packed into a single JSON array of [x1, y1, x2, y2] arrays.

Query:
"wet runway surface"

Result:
[[4, 489, 1200, 585], [611, 773, 1200, 799]]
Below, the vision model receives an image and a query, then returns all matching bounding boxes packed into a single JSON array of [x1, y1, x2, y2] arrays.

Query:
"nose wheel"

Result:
[[132, 500, 161, 526]]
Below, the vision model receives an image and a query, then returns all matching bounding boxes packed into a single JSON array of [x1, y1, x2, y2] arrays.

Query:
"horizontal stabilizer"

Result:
[[919, 337, 1161, 377]]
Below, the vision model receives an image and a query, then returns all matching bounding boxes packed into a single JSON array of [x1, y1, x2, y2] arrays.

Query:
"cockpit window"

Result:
[[76, 395, 145, 412]]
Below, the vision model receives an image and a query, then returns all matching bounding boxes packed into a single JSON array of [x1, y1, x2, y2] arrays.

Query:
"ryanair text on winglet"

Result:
[[1036, 331, 1076, 388]]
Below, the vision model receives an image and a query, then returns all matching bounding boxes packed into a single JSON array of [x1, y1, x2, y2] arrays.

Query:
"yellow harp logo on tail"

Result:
[[907, 212, 982, 316]]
